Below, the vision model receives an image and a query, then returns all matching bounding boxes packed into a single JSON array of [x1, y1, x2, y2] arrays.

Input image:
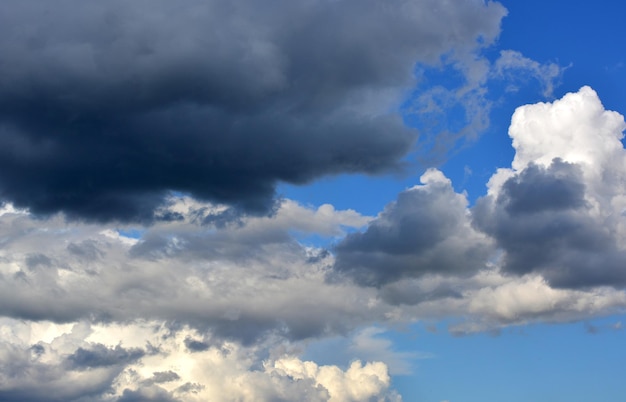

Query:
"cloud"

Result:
[[329, 86, 626, 329], [406, 50, 566, 166], [0, 321, 140, 402], [473, 159, 626, 288], [507, 86, 626, 171], [1, 15, 626, 393], [66, 344, 145, 369], [348, 327, 427, 375], [0, 198, 385, 344], [462, 275, 626, 327], [3, 88, 623, 353], [333, 169, 492, 286], [272, 358, 401, 402], [343, 86, 626, 290], [0, 0, 506, 222], [0, 319, 401, 402], [493, 50, 565, 97], [146, 371, 181, 385], [474, 87, 626, 288], [0, 89, 624, 328]]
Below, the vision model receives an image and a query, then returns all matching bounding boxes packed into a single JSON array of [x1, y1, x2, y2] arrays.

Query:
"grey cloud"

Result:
[[30, 343, 46, 357], [198, 207, 247, 228], [0, 0, 506, 222], [0, 203, 384, 344], [150, 371, 181, 384], [306, 249, 330, 264], [25, 254, 53, 270], [2, 175, 621, 367], [66, 344, 145, 369], [117, 387, 178, 402], [174, 383, 204, 395], [473, 159, 626, 288], [184, 337, 210, 353], [67, 240, 104, 261], [379, 280, 463, 306], [0, 348, 122, 402], [333, 171, 492, 286], [127, 225, 291, 262], [127, 201, 322, 262], [499, 159, 587, 214]]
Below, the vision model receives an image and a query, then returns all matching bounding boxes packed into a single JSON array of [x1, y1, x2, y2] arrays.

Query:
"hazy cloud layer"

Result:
[[0, 199, 381, 344], [0, 0, 506, 221]]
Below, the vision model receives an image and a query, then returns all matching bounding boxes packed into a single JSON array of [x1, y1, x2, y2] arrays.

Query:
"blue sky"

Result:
[[0, 1, 625, 401]]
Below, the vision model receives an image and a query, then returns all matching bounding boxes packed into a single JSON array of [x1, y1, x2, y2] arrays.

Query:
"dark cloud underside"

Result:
[[473, 159, 626, 288], [333, 171, 491, 286], [0, 0, 505, 222]]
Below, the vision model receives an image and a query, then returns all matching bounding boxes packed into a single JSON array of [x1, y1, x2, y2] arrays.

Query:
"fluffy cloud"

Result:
[[329, 86, 626, 327], [337, 86, 626, 289], [0, 319, 401, 402], [474, 86, 626, 288], [0, 0, 506, 222], [334, 169, 492, 286]]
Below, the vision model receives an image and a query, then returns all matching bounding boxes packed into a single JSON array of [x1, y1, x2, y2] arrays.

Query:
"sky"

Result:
[[0, 1, 625, 401]]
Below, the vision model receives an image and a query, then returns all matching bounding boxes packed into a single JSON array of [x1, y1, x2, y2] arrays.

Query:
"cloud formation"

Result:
[[475, 86, 626, 288], [333, 169, 492, 286], [0, 0, 506, 222], [0, 320, 401, 402], [0, 199, 380, 344], [334, 86, 626, 291]]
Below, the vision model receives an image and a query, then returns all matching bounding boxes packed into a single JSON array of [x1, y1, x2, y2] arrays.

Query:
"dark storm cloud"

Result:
[[473, 159, 626, 288], [333, 170, 492, 286], [0, 0, 505, 222]]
